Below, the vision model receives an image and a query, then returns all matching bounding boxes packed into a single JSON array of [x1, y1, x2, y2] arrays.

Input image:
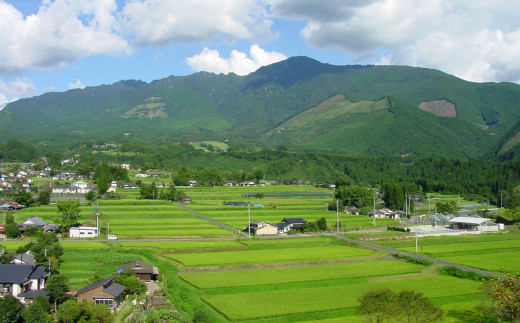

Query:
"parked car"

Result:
[[108, 235, 118, 240]]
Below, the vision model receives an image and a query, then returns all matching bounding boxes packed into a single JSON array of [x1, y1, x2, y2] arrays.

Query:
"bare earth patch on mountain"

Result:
[[419, 100, 457, 117]]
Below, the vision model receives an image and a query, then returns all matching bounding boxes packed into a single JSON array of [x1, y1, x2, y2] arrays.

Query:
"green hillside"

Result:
[[266, 96, 492, 158], [1, 56, 520, 159]]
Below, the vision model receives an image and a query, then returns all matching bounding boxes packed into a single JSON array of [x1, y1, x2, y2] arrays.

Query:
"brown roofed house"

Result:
[[117, 260, 159, 281], [74, 276, 125, 311]]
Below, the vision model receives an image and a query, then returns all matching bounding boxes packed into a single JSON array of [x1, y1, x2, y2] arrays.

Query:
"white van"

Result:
[[108, 235, 118, 241]]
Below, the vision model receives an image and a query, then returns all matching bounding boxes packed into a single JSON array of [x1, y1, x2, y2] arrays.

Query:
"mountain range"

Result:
[[2, 56, 520, 159]]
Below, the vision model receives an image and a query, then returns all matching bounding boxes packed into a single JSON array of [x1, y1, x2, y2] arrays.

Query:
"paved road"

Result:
[[176, 203, 250, 238], [335, 235, 504, 278]]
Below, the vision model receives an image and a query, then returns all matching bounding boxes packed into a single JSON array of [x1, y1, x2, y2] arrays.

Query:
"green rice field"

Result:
[[203, 276, 481, 321], [371, 232, 520, 274]]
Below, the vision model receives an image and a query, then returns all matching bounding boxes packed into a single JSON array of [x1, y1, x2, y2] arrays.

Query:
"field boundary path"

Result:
[[176, 203, 250, 238], [335, 235, 505, 278]]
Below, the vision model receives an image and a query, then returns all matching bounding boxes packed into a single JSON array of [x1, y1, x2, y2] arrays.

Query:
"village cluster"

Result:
[[0, 255, 159, 311]]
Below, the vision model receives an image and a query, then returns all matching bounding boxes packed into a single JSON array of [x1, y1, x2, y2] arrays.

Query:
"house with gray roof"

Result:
[[117, 260, 159, 281], [74, 276, 125, 311], [11, 251, 35, 265], [0, 264, 49, 302], [18, 216, 61, 233]]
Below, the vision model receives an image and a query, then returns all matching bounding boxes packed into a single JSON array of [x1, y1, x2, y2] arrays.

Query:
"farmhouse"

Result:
[[69, 226, 99, 238], [244, 221, 278, 235], [344, 206, 360, 215], [74, 276, 125, 311], [121, 183, 139, 189], [107, 181, 117, 193], [223, 180, 236, 187], [276, 217, 307, 233], [117, 260, 159, 281], [0, 264, 49, 302], [19, 216, 61, 233], [52, 181, 93, 194]]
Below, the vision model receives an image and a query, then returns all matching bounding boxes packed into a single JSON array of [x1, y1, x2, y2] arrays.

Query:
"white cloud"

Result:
[[0, 78, 35, 110], [68, 78, 85, 89], [269, 0, 520, 83], [0, 0, 128, 75], [120, 0, 276, 47], [186, 44, 287, 75]]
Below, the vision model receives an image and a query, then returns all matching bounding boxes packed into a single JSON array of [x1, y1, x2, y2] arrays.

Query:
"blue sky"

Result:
[[1, 0, 520, 109]]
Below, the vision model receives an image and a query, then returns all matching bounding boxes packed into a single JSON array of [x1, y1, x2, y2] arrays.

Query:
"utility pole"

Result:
[[428, 198, 431, 213], [501, 194, 503, 209], [248, 203, 251, 238], [372, 195, 376, 226], [96, 201, 100, 239], [415, 235, 418, 253], [336, 199, 339, 234]]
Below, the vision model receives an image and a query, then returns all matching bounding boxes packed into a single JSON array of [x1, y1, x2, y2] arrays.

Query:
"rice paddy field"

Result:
[[370, 231, 520, 274], [5, 185, 512, 322], [169, 236, 485, 322]]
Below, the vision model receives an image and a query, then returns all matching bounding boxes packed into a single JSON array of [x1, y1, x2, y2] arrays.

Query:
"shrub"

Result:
[[393, 253, 433, 266], [440, 266, 490, 281]]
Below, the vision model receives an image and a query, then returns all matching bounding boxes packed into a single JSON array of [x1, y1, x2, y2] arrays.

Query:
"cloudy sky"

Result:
[[1, 0, 520, 109]]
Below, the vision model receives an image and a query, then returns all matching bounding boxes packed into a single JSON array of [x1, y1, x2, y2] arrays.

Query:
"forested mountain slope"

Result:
[[2, 56, 520, 159]]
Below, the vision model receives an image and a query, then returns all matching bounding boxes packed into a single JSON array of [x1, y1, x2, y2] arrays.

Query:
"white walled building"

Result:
[[69, 226, 98, 238]]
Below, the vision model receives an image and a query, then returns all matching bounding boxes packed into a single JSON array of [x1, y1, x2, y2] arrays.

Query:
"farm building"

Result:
[[449, 217, 503, 232], [74, 276, 125, 311], [69, 226, 98, 238], [117, 260, 159, 281], [244, 221, 278, 235]]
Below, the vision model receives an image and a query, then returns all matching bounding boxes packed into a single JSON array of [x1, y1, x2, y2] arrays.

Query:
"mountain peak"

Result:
[[246, 56, 345, 89]]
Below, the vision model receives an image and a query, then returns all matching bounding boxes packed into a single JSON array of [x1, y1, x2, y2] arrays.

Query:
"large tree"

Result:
[[483, 273, 520, 322], [0, 294, 24, 323], [335, 185, 374, 208], [356, 288, 397, 323], [45, 274, 71, 307], [56, 200, 80, 231], [356, 289, 443, 323]]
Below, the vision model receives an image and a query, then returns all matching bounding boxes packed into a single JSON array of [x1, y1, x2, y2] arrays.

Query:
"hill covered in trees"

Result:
[[2, 57, 520, 159]]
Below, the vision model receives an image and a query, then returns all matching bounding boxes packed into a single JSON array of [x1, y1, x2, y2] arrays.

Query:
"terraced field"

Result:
[[171, 236, 485, 322], [371, 232, 520, 274]]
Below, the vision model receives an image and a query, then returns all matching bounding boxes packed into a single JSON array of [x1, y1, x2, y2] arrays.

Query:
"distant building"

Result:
[[69, 226, 98, 238], [117, 260, 159, 281], [244, 221, 278, 235]]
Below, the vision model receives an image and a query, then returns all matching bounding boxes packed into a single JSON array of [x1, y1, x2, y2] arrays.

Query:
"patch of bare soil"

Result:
[[418, 100, 457, 117]]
